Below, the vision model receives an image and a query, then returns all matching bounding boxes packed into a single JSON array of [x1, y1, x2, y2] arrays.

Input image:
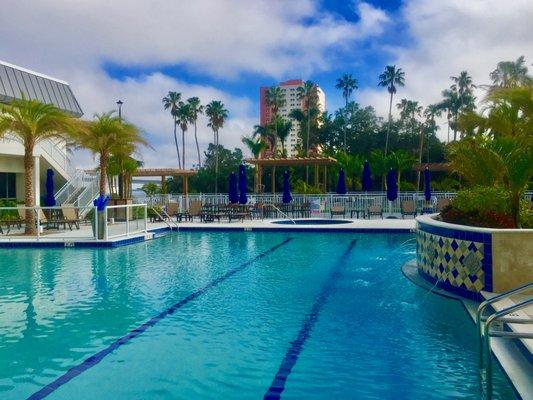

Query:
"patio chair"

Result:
[[0, 208, 24, 234], [436, 198, 451, 212], [367, 204, 383, 219], [188, 200, 203, 221], [299, 202, 311, 218], [60, 204, 81, 230], [400, 200, 417, 219], [330, 205, 345, 218]]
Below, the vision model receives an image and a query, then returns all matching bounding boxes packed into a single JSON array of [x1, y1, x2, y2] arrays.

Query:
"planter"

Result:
[[416, 214, 533, 300], [91, 211, 106, 240]]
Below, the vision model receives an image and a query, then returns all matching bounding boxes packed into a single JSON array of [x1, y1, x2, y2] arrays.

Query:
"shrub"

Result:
[[399, 181, 416, 191], [432, 177, 461, 191]]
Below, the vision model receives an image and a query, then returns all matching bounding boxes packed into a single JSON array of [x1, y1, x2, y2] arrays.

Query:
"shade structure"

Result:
[[362, 160, 372, 191], [424, 167, 432, 202], [336, 169, 347, 195], [282, 171, 292, 204], [238, 164, 248, 204], [228, 172, 239, 204], [44, 169, 56, 206], [386, 169, 398, 202]]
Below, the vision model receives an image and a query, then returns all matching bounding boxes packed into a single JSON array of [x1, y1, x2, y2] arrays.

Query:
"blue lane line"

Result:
[[28, 237, 294, 400], [263, 239, 357, 400]]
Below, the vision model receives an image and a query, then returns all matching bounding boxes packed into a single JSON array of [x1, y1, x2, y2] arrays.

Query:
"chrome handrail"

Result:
[[264, 204, 296, 224]]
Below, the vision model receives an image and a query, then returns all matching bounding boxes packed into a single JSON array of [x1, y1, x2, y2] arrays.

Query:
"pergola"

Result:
[[133, 168, 197, 196], [245, 157, 338, 193]]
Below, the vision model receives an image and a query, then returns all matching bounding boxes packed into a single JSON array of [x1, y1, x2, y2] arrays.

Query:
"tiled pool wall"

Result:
[[416, 216, 533, 298], [416, 221, 492, 301]]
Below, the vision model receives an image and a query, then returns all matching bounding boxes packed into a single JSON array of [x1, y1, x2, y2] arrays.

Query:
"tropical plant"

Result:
[[388, 150, 416, 185], [175, 101, 192, 169], [459, 86, 533, 138], [242, 135, 266, 159], [187, 97, 204, 168], [205, 100, 228, 194], [438, 88, 462, 141], [297, 81, 318, 158], [265, 86, 286, 117], [0, 98, 78, 234], [334, 151, 363, 191], [447, 136, 532, 227], [162, 91, 182, 168], [370, 149, 389, 189], [490, 56, 532, 88], [272, 116, 293, 157], [107, 154, 142, 198], [378, 65, 405, 155], [335, 73, 358, 106], [73, 111, 147, 197], [141, 182, 160, 198]]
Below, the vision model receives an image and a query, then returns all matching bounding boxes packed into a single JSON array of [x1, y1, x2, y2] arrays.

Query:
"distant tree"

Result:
[[297, 80, 319, 162], [162, 91, 182, 168], [205, 100, 229, 193], [242, 135, 266, 159], [141, 182, 160, 198], [271, 116, 293, 157], [187, 97, 204, 168], [378, 65, 405, 155], [175, 101, 192, 169], [490, 56, 532, 88], [334, 151, 363, 191], [335, 73, 358, 106]]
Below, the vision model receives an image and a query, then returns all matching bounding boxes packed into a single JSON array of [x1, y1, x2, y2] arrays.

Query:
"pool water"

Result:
[[0, 232, 515, 399], [271, 219, 352, 225]]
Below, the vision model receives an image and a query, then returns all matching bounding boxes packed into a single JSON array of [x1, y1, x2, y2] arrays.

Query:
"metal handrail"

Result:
[[478, 287, 533, 400], [149, 207, 174, 230], [264, 204, 296, 224]]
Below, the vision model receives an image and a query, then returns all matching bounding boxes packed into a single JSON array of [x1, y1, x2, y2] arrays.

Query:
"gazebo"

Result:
[[244, 157, 337, 193], [133, 168, 197, 196]]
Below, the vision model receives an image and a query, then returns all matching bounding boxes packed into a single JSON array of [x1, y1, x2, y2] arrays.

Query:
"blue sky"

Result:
[[0, 0, 531, 167]]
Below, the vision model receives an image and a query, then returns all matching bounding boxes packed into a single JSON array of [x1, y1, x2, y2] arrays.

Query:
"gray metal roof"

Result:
[[0, 60, 83, 117]]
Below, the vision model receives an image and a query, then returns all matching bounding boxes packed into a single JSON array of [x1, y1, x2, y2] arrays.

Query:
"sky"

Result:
[[0, 0, 532, 169]]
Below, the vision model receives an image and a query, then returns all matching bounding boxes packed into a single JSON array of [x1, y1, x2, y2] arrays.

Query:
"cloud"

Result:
[[0, 0, 391, 168], [358, 0, 533, 140]]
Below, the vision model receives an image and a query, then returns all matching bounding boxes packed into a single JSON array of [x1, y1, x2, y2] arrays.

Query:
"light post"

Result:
[[344, 123, 352, 152], [116, 100, 123, 121]]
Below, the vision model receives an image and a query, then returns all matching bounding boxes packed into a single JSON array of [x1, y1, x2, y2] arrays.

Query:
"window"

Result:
[[0, 173, 16, 198]]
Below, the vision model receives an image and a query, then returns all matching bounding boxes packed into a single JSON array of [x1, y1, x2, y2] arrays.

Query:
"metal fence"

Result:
[[135, 192, 459, 217]]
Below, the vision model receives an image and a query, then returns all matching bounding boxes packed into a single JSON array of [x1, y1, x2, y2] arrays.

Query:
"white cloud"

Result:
[[358, 0, 533, 140], [0, 0, 390, 168]]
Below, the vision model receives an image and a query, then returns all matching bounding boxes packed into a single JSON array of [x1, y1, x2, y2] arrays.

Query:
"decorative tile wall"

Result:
[[416, 221, 493, 300]]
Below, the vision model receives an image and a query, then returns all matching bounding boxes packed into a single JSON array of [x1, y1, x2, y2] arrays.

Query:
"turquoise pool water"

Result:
[[0, 232, 514, 399]]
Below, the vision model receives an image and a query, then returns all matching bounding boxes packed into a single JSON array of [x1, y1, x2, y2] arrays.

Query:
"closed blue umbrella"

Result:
[[44, 168, 56, 206], [336, 169, 347, 195], [228, 172, 238, 204], [386, 169, 398, 202], [424, 167, 432, 202], [362, 160, 372, 191], [238, 164, 248, 204], [282, 171, 292, 204]]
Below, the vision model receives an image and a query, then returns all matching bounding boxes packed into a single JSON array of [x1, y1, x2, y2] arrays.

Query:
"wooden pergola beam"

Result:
[[244, 157, 337, 167]]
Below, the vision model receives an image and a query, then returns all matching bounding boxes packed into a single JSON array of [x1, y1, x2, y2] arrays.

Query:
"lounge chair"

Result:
[[330, 205, 345, 218], [367, 204, 383, 219], [400, 200, 417, 219], [188, 200, 203, 221], [61, 204, 81, 230]]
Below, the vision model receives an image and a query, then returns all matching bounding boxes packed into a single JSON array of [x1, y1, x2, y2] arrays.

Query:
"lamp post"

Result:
[[116, 100, 123, 121]]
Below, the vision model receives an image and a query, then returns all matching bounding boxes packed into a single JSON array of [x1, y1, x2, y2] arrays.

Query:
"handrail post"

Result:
[[36, 208, 40, 239], [126, 205, 130, 237], [94, 206, 98, 241], [144, 204, 148, 233], [104, 208, 108, 241]]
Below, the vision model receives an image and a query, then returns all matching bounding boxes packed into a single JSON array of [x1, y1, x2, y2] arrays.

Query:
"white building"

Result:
[[260, 79, 326, 157], [0, 60, 83, 204]]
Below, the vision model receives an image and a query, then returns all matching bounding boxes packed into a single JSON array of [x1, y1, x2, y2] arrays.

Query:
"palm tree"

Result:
[[370, 149, 389, 189], [73, 111, 147, 197], [335, 74, 358, 106], [388, 150, 416, 188], [242, 135, 267, 193], [175, 102, 191, 169], [272, 116, 293, 157], [378, 65, 405, 156], [0, 98, 77, 234], [187, 97, 204, 168], [265, 86, 286, 153], [297, 80, 318, 184], [162, 91, 182, 168], [490, 56, 532, 88], [335, 151, 363, 191], [438, 88, 462, 141], [205, 100, 228, 194]]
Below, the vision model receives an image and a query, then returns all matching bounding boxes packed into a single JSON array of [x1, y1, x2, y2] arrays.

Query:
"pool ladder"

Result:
[[150, 207, 179, 230], [476, 282, 533, 400]]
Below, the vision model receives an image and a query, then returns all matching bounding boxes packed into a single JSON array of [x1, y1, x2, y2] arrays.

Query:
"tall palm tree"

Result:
[[205, 100, 228, 194], [175, 102, 191, 169], [272, 116, 293, 157], [438, 88, 462, 141], [187, 97, 204, 168], [265, 86, 286, 153], [73, 111, 147, 197], [0, 98, 77, 234], [378, 65, 405, 156], [242, 136, 267, 193], [388, 150, 416, 188], [297, 80, 318, 184], [490, 56, 532, 88], [370, 149, 389, 189], [162, 91, 182, 168], [335, 73, 358, 106]]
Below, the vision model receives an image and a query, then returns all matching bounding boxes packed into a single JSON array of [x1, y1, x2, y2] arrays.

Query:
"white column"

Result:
[[34, 156, 41, 206]]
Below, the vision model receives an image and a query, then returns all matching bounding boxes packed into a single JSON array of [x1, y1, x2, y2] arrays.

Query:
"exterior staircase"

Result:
[[54, 169, 100, 216]]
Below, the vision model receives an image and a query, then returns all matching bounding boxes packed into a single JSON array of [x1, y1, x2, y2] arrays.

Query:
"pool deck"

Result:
[[0, 217, 416, 247], [403, 261, 533, 400]]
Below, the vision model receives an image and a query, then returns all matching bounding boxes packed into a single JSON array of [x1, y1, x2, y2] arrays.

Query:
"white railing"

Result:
[[55, 170, 99, 215], [0, 205, 97, 240], [135, 191, 458, 216], [103, 204, 148, 240], [39, 138, 75, 178]]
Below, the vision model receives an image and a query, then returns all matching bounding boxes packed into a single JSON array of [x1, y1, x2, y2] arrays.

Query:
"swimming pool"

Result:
[[0, 231, 515, 399]]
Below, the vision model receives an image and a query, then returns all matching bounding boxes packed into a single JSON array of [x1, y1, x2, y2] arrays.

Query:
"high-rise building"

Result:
[[259, 79, 326, 157]]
